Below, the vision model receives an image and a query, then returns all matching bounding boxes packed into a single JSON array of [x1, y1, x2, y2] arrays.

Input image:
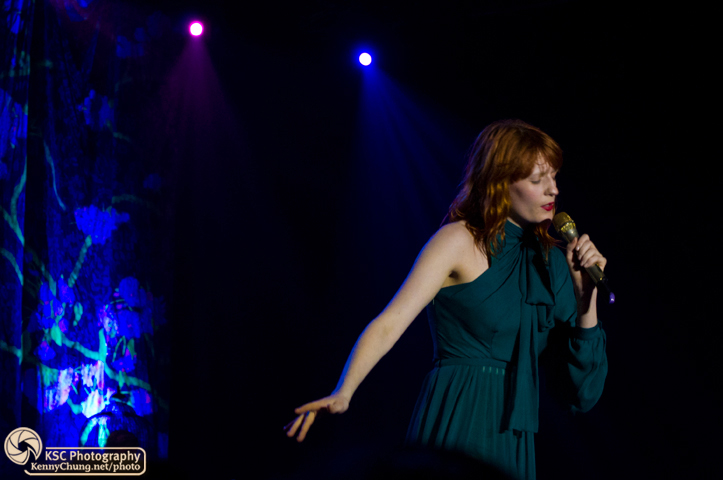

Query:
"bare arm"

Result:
[[285, 223, 471, 441]]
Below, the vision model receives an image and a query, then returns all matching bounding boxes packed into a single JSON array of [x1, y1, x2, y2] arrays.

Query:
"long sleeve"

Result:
[[542, 248, 608, 413]]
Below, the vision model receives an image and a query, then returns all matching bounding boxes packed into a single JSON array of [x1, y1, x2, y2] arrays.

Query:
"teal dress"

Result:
[[406, 221, 608, 480]]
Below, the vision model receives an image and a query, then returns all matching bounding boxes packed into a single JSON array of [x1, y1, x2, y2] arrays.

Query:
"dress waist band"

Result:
[[434, 358, 510, 370]]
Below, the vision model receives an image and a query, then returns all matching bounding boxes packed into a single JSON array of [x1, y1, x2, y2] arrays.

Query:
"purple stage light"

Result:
[[359, 52, 372, 66], [189, 22, 203, 36]]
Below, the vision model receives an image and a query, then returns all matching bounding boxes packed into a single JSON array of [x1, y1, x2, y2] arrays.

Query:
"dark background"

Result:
[[162, 1, 718, 479], [73, 1, 722, 478]]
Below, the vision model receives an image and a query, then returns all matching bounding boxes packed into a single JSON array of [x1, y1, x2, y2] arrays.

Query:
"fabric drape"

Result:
[[1, 1, 176, 467]]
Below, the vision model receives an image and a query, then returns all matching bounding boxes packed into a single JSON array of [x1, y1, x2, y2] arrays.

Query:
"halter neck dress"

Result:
[[406, 221, 608, 480]]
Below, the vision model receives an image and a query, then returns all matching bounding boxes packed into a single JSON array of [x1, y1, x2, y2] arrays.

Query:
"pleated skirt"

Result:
[[406, 358, 535, 480]]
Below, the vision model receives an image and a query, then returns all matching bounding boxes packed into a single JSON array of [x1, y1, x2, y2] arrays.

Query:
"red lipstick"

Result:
[[542, 203, 555, 212]]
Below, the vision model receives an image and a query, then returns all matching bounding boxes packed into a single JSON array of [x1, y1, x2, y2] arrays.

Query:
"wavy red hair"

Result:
[[446, 119, 563, 260]]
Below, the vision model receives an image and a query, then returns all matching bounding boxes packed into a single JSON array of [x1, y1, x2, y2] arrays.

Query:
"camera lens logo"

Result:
[[4, 428, 43, 465]]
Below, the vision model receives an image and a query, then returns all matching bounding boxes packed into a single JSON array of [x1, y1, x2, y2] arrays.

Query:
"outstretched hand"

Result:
[[284, 393, 350, 442]]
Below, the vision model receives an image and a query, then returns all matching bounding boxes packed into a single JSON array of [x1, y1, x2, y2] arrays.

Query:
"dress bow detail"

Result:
[[500, 222, 556, 433]]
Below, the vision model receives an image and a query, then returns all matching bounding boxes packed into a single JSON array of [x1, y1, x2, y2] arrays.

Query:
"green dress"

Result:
[[406, 221, 608, 480]]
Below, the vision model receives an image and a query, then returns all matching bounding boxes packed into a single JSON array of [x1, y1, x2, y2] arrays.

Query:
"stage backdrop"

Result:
[[1, 0, 178, 469]]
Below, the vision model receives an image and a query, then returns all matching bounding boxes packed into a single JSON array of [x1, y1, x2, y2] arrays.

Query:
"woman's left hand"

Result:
[[565, 234, 606, 308]]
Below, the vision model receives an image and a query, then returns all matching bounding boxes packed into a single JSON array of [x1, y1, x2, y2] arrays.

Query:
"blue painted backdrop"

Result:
[[1, 0, 175, 468]]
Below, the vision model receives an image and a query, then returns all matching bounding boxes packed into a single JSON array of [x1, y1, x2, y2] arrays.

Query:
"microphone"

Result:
[[552, 212, 615, 304]]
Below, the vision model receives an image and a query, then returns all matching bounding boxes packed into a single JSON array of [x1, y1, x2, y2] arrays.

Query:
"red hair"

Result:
[[446, 119, 563, 260]]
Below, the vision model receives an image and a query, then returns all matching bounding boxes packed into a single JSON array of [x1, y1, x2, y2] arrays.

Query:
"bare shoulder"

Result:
[[411, 221, 474, 272], [429, 221, 475, 251], [427, 221, 487, 286]]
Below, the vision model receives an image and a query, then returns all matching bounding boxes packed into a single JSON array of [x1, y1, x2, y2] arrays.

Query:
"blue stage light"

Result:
[[359, 53, 372, 66]]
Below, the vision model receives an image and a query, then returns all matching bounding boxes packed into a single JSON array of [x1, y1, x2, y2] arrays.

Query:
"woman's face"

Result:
[[508, 161, 559, 228]]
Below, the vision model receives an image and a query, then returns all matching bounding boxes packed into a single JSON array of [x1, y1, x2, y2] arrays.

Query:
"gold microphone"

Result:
[[553, 212, 615, 304]]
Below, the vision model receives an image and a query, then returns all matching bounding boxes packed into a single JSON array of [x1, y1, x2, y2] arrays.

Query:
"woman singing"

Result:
[[285, 119, 608, 480]]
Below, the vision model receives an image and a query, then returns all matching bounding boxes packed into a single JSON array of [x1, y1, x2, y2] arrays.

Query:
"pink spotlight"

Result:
[[189, 22, 203, 36]]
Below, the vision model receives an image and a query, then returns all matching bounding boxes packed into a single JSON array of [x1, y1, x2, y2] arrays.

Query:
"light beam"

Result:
[[189, 22, 203, 36], [359, 53, 372, 66]]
